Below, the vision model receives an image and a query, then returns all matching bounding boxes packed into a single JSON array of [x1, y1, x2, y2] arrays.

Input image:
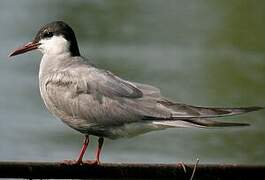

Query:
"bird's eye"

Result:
[[43, 32, 54, 38]]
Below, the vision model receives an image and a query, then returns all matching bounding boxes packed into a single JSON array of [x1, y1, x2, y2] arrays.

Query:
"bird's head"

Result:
[[9, 21, 80, 57]]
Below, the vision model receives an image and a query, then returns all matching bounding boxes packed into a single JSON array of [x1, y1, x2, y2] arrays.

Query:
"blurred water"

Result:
[[0, 0, 264, 164]]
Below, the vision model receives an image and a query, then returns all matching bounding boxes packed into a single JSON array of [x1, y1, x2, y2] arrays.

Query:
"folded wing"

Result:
[[44, 63, 263, 129]]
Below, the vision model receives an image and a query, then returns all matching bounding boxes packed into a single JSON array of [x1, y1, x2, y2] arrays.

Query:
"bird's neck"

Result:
[[39, 52, 72, 79]]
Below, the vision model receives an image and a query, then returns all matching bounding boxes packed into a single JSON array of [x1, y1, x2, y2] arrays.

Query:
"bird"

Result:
[[9, 21, 264, 165]]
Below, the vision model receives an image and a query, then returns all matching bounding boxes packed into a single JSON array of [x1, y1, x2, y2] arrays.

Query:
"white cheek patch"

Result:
[[39, 35, 70, 55]]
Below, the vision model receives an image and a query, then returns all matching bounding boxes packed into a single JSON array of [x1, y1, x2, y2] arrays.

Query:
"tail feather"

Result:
[[153, 118, 249, 128], [147, 100, 263, 128], [160, 100, 264, 119], [183, 106, 264, 118], [185, 118, 250, 127]]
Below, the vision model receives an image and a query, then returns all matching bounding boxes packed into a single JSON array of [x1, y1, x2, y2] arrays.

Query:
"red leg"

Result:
[[95, 137, 104, 164], [84, 137, 104, 165], [76, 135, 89, 164], [62, 135, 90, 165]]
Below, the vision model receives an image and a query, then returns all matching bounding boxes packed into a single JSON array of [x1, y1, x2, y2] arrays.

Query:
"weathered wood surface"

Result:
[[0, 161, 264, 179]]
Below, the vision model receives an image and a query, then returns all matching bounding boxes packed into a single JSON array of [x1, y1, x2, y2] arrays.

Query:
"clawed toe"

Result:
[[61, 159, 100, 166], [83, 160, 100, 165], [61, 160, 82, 165]]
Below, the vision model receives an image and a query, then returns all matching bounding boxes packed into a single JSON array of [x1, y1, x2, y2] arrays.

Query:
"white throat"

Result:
[[38, 35, 70, 56]]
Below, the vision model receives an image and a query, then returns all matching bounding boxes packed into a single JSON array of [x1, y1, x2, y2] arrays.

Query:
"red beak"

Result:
[[9, 42, 41, 57]]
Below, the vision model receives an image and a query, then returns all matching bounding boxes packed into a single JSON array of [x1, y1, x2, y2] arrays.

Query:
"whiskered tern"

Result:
[[9, 21, 264, 164]]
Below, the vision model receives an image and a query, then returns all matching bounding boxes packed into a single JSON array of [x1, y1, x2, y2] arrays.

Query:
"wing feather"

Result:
[[157, 99, 263, 119], [42, 64, 263, 131]]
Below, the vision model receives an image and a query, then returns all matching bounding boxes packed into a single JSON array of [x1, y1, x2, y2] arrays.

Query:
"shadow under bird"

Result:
[[9, 21, 264, 165]]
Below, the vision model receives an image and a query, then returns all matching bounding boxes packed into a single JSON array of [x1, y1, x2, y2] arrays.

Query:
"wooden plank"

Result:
[[0, 161, 264, 179]]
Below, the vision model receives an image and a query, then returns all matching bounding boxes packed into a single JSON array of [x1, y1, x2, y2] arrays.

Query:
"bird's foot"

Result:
[[61, 159, 100, 166], [61, 160, 83, 165], [83, 160, 100, 165]]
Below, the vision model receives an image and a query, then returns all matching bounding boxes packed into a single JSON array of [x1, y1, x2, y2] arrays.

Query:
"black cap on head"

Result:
[[33, 21, 80, 56]]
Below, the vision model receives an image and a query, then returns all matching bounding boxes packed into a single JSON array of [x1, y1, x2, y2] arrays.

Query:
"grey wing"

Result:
[[144, 99, 263, 127], [43, 66, 263, 130], [129, 82, 262, 119], [115, 81, 262, 126], [127, 83, 263, 127], [87, 69, 143, 98], [156, 99, 263, 119], [132, 82, 161, 97], [42, 68, 146, 128]]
